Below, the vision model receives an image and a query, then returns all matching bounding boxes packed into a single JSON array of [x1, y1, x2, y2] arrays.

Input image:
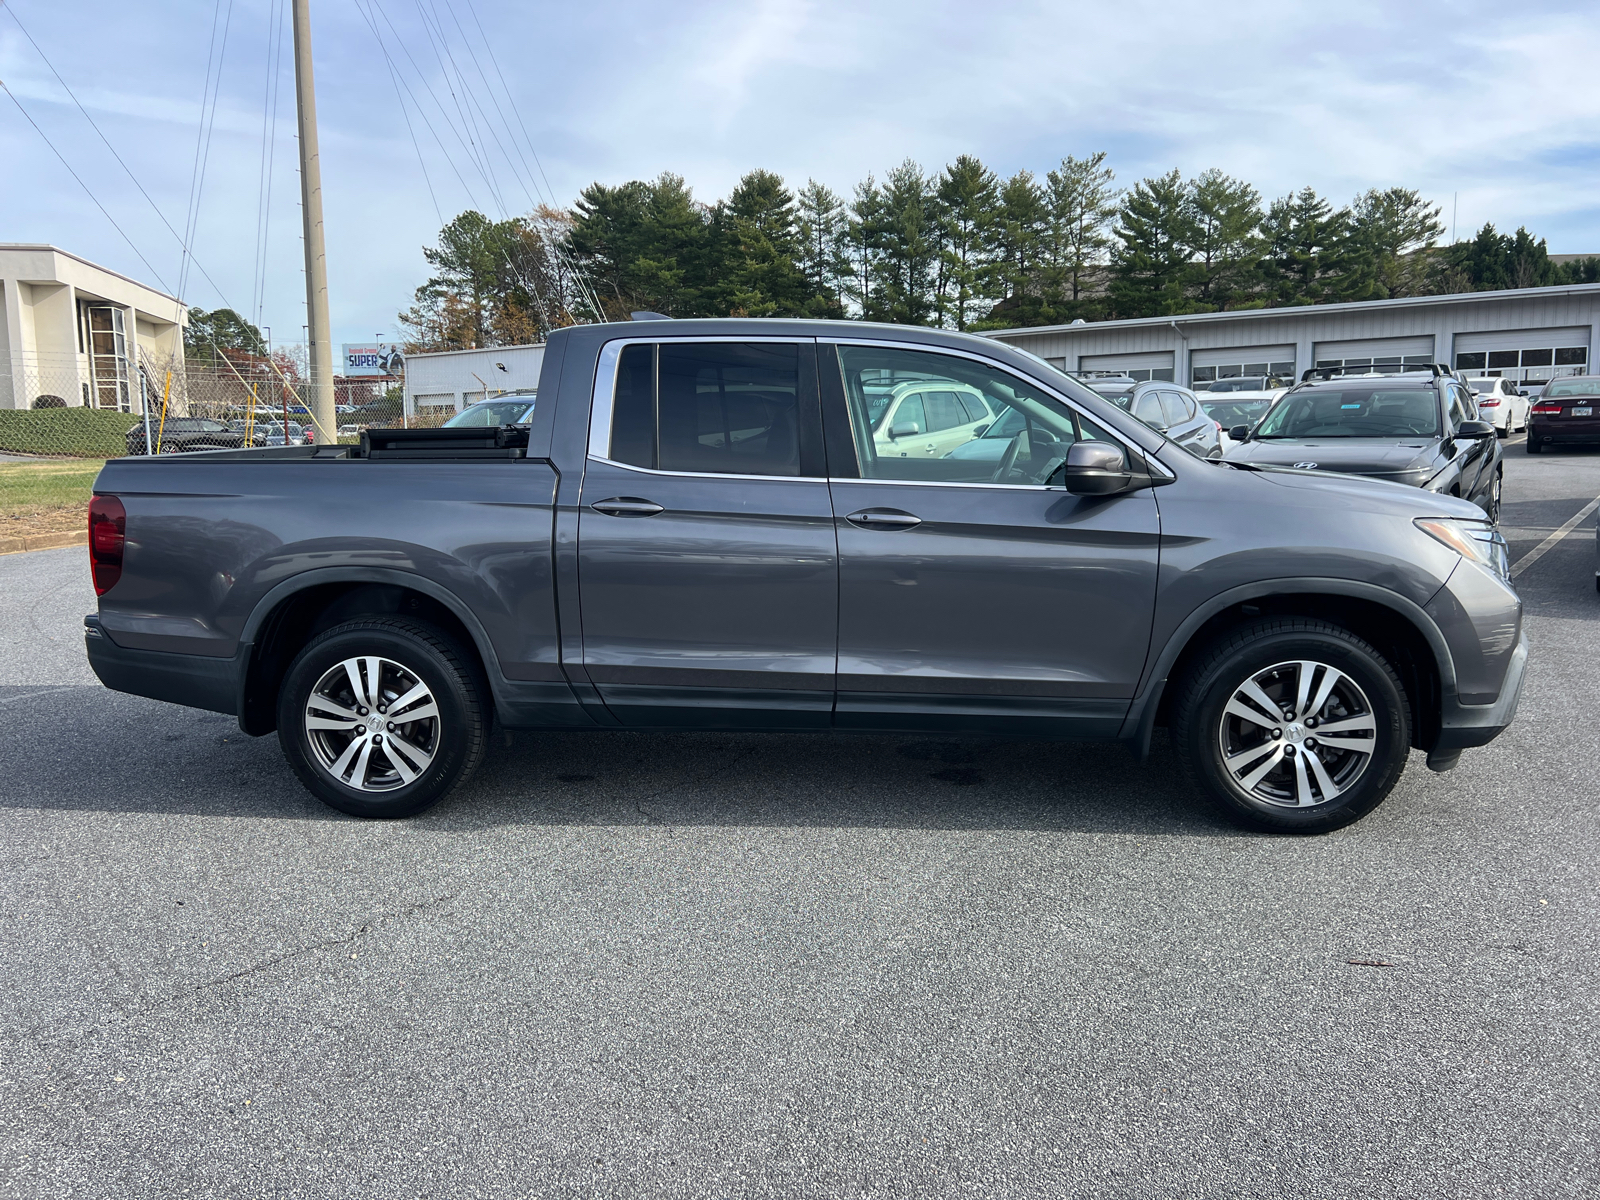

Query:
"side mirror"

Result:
[[972, 423, 991, 438], [1064, 441, 1134, 496], [888, 421, 920, 440], [1456, 420, 1496, 440], [1229, 425, 1250, 442]]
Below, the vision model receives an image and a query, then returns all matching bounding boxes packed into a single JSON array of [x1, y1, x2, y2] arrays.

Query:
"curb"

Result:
[[0, 530, 87, 556]]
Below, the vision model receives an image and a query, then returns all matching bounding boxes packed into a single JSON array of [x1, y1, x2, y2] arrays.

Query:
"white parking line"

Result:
[[1510, 496, 1600, 579]]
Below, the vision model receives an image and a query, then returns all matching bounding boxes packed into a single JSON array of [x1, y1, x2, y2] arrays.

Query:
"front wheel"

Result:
[[1172, 619, 1411, 833], [277, 617, 489, 818]]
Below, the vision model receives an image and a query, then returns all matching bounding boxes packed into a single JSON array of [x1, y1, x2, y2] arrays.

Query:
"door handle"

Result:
[[590, 497, 664, 517], [846, 508, 921, 530]]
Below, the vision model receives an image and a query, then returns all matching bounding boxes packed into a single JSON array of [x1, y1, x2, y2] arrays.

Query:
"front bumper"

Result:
[[1433, 627, 1529, 752]]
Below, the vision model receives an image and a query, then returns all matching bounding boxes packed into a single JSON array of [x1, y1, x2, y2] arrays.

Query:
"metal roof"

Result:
[[980, 281, 1600, 340]]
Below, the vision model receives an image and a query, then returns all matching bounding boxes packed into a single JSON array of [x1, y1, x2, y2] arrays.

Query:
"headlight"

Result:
[[1415, 518, 1510, 578]]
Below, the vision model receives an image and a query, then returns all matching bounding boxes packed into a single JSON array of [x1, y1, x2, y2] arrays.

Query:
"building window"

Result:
[[1193, 359, 1295, 386], [86, 306, 131, 411], [1456, 346, 1588, 381]]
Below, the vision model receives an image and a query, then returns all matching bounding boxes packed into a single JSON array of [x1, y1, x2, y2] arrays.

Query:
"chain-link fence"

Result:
[[0, 349, 441, 461]]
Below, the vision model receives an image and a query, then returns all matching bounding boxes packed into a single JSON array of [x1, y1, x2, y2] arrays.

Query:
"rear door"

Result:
[[823, 340, 1160, 737], [575, 337, 837, 728]]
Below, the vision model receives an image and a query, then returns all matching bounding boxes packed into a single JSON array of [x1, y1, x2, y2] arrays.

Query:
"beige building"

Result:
[[0, 244, 187, 412]]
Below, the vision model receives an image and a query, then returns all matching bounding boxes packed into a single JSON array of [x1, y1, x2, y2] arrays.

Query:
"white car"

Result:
[[1465, 378, 1528, 437], [1194, 378, 1290, 450], [869, 381, 995, 460]]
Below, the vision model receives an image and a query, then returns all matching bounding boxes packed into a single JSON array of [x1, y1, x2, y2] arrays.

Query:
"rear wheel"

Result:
[[1526, 437, 1541, 454], [277, 617, 489, 818], [1173, 619, 1411, 833]]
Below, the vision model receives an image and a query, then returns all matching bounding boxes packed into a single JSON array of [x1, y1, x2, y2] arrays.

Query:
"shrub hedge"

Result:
[[0, 408, 143, 458]]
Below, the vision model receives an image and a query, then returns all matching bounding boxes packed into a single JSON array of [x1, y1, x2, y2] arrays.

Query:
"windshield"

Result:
[[1254, 387, 1440, 439], [1094, 387, 1136, 411], [443, 398, 536, 427], [1544, 379, 1600, 398], [1203, 377, 1272, 393], [1201, 399, 1272, 426]]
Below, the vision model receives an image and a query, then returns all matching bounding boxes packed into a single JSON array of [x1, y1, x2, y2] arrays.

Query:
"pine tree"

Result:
[[1182, 169, 1263, 311], [1044, 152, 1119, 309], [719, 170, 811, 317], [795, 180, 850, 318], [1109, 170, 1193, 317], [935, 155, 1001, 330], [1348, 187, 1444, 299], [990, 171, 1049, 324], [870, 161, 941, 326], [1260, 188, 1356, 305]]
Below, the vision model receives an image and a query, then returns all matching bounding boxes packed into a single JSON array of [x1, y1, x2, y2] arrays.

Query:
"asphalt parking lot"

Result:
[[1, 443, 1596, 1199]]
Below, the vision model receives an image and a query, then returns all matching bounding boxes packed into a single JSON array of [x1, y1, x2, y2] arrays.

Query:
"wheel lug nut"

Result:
[[1272, 728, 1283, 739], [1305, 738, 1317, 748], [1306, 717, 1318, 728], [1283, 745, 1296, 756], [387, 723, 395, 732]]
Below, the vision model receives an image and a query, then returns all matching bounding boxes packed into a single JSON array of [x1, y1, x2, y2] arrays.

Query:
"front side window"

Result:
[[605, 342, 802, 477], [1255, 387, 1441, 439], [1447, 386, 1473, 429], [835, 344, 1109, 484]]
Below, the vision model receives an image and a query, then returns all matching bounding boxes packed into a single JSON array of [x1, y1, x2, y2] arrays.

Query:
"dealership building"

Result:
[[985, 282, 1600, 388]]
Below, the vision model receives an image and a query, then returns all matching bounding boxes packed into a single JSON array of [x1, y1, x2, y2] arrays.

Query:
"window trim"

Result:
[[823, 336, 1153, 491], [587, 336, 826, 482]]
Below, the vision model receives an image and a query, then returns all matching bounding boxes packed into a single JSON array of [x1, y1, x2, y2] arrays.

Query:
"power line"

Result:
[[179, 0, 236, 306], [0, 80, 175, 293]]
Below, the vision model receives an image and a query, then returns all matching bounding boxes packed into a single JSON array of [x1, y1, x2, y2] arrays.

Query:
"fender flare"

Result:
[[1121, 577, 1458, 756], [236, 567, 506, 723]]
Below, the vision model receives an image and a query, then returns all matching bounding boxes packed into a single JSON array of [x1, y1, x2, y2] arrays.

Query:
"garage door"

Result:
[[1453, 326, 1590, 380], [1314, 336, 1435, 364], [1078, 351, 1174, 382], [1190, 344, 1296, 385]]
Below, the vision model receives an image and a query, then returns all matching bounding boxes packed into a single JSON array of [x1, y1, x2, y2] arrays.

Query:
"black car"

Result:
[[1526, 375, 1600, 453], [125, 417, 250, 455], [1224, 371, 1502, 521]]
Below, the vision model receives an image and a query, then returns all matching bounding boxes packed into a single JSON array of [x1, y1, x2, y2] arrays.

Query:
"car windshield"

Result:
[[1094, 387, 1136, 411], [1203, 377, 1271, 393], [443, 398, 536, 427], [1543, 379, 1600, 398], [1201, 399, 1272, 426], [1254, 387, 1440, 438]]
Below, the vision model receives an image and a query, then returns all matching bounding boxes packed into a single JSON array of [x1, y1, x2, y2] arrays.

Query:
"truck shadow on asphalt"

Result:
[[0, 686, 1246, 836]]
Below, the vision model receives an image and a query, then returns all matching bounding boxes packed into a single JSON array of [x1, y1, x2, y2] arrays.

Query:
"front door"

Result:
[[823, 342, 1162, 737], [576, 338, 836, 727]]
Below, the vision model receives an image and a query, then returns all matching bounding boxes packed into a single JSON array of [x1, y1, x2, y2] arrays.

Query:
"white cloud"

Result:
[[2, 0, 1597, 348]]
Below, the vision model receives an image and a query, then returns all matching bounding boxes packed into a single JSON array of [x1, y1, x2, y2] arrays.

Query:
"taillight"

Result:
[[1478, 398, 1500, 406], [1532, 403, 1562, 415], [88, 495, 125, 596]]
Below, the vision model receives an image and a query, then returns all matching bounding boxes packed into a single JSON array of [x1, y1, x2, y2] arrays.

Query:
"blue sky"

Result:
[[3, 0, 1598, 350]]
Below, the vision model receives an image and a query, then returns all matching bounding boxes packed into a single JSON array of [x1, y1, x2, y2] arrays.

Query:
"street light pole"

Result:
[[291, 0, 335, 445]]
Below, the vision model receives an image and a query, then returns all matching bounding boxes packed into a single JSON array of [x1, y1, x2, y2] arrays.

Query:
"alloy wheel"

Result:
[[1217, 659, 1378, 809], [303, 655, 440, 791]]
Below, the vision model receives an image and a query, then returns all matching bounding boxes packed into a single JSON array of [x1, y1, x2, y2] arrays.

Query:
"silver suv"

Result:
[[1086, 377, 1222, 458]]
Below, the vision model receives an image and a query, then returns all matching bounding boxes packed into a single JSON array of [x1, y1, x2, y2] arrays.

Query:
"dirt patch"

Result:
[[0, 505, 85, 540]]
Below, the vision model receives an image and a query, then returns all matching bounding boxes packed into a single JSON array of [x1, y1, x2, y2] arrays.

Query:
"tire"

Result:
[[277, 617, 489, 818], [1526, 437, 1541, 454], [159, 440, 180, 455], [1172, 619, 1411, 834], [1486, 468, 1503, 524]]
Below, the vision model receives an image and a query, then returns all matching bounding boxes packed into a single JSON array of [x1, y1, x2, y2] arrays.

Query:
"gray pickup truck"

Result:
[[85, 319, 1526, 832]]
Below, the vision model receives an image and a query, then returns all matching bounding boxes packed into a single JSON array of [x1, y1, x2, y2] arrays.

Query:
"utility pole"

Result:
[[292, 0, 335, 445]]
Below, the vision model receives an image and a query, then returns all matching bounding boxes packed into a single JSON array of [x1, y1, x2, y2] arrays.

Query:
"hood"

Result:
[[1226, 438, 1435, 477]]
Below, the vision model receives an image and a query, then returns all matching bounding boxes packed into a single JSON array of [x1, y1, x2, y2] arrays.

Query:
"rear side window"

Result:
[[924, 390, 965, 432], [606, 342, 803, 477]]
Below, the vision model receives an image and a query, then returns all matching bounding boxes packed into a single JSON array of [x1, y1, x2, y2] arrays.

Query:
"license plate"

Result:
[[1574, 407, 1593, 417]]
